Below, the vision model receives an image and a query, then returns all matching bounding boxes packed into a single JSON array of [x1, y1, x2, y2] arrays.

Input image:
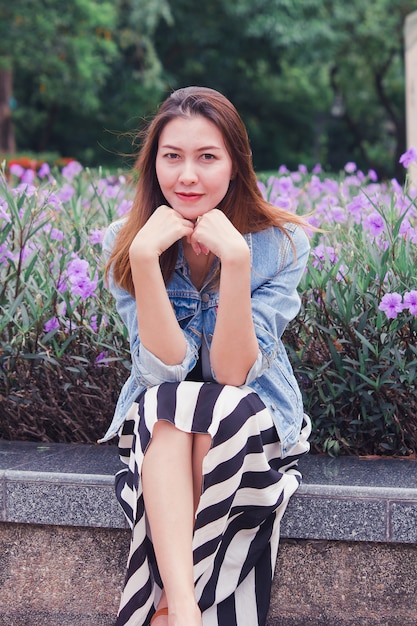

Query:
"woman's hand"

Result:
[[189, 209, 248, 263], [130, 205, 195, 261]]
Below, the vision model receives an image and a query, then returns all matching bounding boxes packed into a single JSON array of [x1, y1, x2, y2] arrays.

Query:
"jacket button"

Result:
[[202, 293, 210, 302]]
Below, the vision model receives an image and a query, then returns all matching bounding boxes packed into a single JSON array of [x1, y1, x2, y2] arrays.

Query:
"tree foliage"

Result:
[[0, 1, 118, 152], [0, 0, 171, 162], [224, 0, 414, 177], [0, 0, 414, 177]]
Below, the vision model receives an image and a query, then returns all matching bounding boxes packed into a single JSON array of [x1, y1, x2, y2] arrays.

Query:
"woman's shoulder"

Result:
[[105, 217, 127, 237], [103, 218, 127, 249], [248, 222, 310, 254]]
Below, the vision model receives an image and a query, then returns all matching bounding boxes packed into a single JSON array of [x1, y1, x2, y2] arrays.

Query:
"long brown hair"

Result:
[[108, 86, 309, 295]]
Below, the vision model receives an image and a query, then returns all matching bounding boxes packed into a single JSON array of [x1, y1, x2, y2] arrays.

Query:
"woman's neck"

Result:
[[182, 239, 214, 290]]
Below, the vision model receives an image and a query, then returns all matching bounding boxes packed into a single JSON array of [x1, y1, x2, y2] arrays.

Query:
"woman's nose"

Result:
[[178, 160, 198, 184]]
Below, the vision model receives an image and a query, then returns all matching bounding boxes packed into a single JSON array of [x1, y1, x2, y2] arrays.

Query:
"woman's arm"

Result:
[[191, 210, 259, 385], [244, 224, 310, 384], [210, 250, 259, 386], [129, 205, 194, 365]]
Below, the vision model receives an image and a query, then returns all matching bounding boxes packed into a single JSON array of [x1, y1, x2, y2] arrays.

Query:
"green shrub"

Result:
[[0, 161, 132, 443], [259, 161, 417, 456], [1, 157, 416, 454]]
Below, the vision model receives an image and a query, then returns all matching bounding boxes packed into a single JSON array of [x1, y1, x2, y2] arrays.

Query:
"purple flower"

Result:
[[403, 291, 417, 315], [276, 176, 295, 195], [0, 243, 14, 264], [50, 228, 65, 241], [364, 212, 385, 238], [90, 315, 99, 332], [66, 257, 98, 298], [311, 244, 338, 270], [273, 196, 292, 210], [105, 184, 121, 199], [12, 183, 37, 198], [399, 147, 417, 168], [62, 161, 83, 181], [368, 169, 378, 182], [90, 314, 109, 332], [45, 193, 63, 211], [67, 257, 89, 281], [307, 175, 324, 199], [117, 199, 133, 217], [378, 293, 403, 319], [322, 178, 339, 195], [57, 184, 75, 202], [18, 242, 37, 263], [336, 263, 348, 282], [391, 178, 402, 195], [329, 205, 347, 224], [95, 351, 109, 366], [38, 163, 51, 178], [399, 219, 411, 237], [344, 174, 362, 188], [344, 162, 357, 174], [21, 169, 35, 184], [57, 277, 68, 294], [71, 275, 98, 299], [9, 163, 24, 177], [346, 194, 368, 224], [89, 228, 105, 245], [44, 317, 60, 332]]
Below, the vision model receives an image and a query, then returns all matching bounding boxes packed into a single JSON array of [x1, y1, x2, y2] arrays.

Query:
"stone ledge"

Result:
[[1, 440, 417, 543], [2, 523, 417, 626]]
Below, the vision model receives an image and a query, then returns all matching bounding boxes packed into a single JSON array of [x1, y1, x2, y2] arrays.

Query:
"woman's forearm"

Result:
[[130, 249, 187, 366], [210, 252, 258, 386]]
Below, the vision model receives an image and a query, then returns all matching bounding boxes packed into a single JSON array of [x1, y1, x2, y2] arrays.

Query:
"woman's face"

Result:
[[155, 115, 233, 221]]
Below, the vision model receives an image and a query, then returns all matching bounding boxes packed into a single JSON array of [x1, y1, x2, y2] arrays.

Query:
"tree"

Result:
[[226, 0, 413, 177], [0, 0, 172, 163], [154, 0, 328, 172], [0, 1, 118, 154], [154, 0, 412, 177]]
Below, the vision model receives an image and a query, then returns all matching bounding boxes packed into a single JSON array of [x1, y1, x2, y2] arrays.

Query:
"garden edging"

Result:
[[1, 441, 417, 625]]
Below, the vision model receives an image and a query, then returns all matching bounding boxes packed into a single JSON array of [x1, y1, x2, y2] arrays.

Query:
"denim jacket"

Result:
[[100, 218, 310, 457]]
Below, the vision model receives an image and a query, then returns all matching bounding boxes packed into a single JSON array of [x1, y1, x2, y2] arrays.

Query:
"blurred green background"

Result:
[[0, 0, 414, 180]]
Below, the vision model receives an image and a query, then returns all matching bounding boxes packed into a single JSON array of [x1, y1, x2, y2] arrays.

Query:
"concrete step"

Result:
[[1, 441, 416, 625]]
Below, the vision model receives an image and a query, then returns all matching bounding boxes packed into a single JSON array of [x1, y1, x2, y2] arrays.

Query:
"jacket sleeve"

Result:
[[102, 223, 198, 387], [244, 225, 310, 385]]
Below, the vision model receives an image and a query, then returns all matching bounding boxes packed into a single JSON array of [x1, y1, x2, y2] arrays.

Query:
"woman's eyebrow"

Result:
[[160, 144, 222, 151]]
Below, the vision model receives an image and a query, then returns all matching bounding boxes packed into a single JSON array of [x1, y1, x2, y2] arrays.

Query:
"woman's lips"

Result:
[[175, 192, 203, 201]]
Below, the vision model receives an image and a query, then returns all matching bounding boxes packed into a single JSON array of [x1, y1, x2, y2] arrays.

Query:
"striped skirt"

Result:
[[114, 381, 311, 626]]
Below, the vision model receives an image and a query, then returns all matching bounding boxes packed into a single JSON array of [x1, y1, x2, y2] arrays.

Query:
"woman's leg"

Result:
[[192, 433, 212, 513], [142, 421, 207, 626]]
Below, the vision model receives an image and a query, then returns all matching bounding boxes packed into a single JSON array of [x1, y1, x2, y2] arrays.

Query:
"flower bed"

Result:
[[1, 155, 416, 455]]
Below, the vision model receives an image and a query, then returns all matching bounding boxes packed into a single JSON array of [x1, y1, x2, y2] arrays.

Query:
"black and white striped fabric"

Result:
[[114, 381, 311, 626]]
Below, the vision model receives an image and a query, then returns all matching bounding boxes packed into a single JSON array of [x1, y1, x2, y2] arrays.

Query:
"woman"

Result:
[[101, 86, 311, 626]]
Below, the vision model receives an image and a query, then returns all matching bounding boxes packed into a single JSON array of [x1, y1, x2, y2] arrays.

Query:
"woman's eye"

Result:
[[165, 153, 179, 159], [201, 153, 215, 160]]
